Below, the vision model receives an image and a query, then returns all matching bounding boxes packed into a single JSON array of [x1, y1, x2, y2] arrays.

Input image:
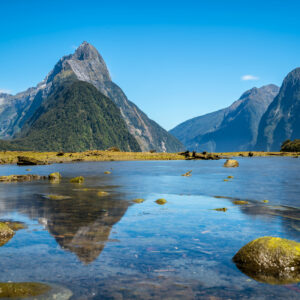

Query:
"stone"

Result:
[[233, 237, 300, 284], [155, 198, 167, 205], [0, 222, 14, 246], [233, 200, 249, 205], [48, 172, 62, 180], [70, 176, 84, 183], [97, 191, 109, 197], [0, 174, 46, 182], [213, 208, 228, 212], [17, 156, 48, 165], [132, 198, 145, 203], [223, 159, 239, 168], [104, 171, 111, 174], [181, 170, 192, 177]]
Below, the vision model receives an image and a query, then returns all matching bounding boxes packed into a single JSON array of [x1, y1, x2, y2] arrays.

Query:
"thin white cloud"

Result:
[[0, 88, 11, 94], [241, 74, 259, 81]]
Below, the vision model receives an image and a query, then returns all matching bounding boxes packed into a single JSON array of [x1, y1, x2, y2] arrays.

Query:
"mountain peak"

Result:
[[74, 41, 100, 61]]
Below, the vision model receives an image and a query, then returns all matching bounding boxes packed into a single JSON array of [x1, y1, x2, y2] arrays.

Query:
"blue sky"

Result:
[[1, 0, 300, 130]]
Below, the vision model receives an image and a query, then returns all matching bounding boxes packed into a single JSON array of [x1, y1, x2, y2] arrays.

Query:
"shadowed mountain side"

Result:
[[170, 85, 279, 152], [256, 68, 300, 151], [0, 80, 141, 152]]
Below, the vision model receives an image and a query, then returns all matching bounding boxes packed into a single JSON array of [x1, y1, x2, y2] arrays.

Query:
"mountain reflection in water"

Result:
[[0, 181, 130, 264]]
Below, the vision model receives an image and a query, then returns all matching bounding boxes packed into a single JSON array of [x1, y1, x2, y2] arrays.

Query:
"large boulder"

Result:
[[233, 236, 300, 284], [17, 156, 48, 165], [223, 159, 239, 167]]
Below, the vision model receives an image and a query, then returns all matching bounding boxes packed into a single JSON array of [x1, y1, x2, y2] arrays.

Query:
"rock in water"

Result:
[[17, 156, 48, 165], [233, 237, 300, 284], [0, 222, 15, 246], [223, 159, 239, 168], [70, 176, 84, 183], [48, 172, 62, 180]]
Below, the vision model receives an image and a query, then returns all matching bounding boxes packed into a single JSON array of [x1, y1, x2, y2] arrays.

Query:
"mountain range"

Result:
[[170, 84, 279, 152], [0, 42, 184, 152]]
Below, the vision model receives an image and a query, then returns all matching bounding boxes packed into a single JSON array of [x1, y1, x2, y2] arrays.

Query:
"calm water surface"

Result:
[[0, 157, 299, 299]]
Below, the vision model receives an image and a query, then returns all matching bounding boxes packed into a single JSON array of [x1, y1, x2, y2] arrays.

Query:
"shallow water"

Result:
[[0, 157, 299, 299]]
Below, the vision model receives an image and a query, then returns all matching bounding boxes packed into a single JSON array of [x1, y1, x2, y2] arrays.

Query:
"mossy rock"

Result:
[[181, 170, 192, 177], [48, 172, 62, 180], [97, 191, 109, 197], [104, 171, 111, 174], [223, 159, 239, 168], [213, 207, 228, 212], [70, 176, 84, 183], [233, 237, 300, 284], [262, 200, 269, 203], [0, 222, 14, 246], [223, 179, 229, 182], [155, 198, 167, 205], [233, 200, 249, 205], [2, 220, 26, 231], [44, 194, 71, 200], [227, 176, 234, 179], [132, 198, 145, 203]]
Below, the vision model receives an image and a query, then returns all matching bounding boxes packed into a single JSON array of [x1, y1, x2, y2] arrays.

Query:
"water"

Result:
[[0, 157, 299, 299]]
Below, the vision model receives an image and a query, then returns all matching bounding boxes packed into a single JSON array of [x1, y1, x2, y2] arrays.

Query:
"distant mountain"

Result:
[[256, 68, 300, 151], [0, 42, 184, 152], [170, 85, 279, 152], [0, 81, 141, 152]]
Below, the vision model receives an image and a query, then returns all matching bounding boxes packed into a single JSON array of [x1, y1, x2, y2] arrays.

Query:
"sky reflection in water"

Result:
[[0, 158, 299, 299]]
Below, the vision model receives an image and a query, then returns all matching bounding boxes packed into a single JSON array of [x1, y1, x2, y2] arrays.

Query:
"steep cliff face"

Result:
[[0, 42, 184, 152], [170, 85, 279, 152], [256, 68, 300, 151]]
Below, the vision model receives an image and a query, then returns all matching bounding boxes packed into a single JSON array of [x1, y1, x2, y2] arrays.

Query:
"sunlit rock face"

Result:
[[0, 42, 184, 152]]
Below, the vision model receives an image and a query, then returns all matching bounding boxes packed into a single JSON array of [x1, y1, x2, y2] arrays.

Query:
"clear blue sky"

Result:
[[1, 0, 300, 130]]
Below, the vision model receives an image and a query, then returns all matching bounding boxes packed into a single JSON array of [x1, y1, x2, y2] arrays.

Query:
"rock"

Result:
[[97, 191, 109, 197], [223, 159, 239, 168], [233, 237, 300, 284], [227, 176, 234, 179], [104, 171, 111, 174], [155, 198, 167, 205], [0, 282, 72, 299], [132, 198, 145, 203], [17, 156, 48, 165], [262, 200, 269, 203], [213, 208, 228, 212], [26, 168, 31, 171], [48, 172, 62, 181], [44, 195, 71, 200], [233, 200, 249, 205], [56, 152, 65, 156], [70, 176, 84, 183], [181, 170, 192, 177], [248, 152, 254, 157], [107, 146, 121, 152], [0, 174, 47, 182], [2, 220, 26, 231], [223, 179, 229, 182], [0, 222, 14, 246]]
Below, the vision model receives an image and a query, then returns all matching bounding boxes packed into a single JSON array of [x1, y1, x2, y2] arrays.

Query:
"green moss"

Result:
[[70, 176, 84, 183], [233, 200, 249, 205], [3, 221, 26, 231], [213, 208, 228, 212], [233, 237, 300, 284], [132, 198, 145, 203], [155, 198, 167, 205], [0, 282, 51, 298]]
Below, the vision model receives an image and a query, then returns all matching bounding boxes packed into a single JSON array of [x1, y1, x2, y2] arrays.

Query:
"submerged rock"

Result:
[[155, 198, 167, 205], [181, 170, 192, 177], [132, 198, 145, 203], [227, 176, 234, 179], [233, 200, 249, 205], [104, 171, 111, 174], [48, 172, 62, 181], [44, 194, 71, 200], [262, 200, 269, 203], [70, 176, 84, 183], [17, 156, 48, 165], [97, 191, 109, 197], [0, 222, 14, 246], [224, 159, 239, 168], [0, 174, 47, 182], [213, 208, 228, 212], [0, 282, 72, 299], [233, 237, 300, 284]]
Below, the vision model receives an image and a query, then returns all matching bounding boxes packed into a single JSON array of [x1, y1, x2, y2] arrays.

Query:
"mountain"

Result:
[[255, 68, 300, 151], [170, 84, 279, 152], [0, 42, 184, 152], [0, 81, 141, 152]]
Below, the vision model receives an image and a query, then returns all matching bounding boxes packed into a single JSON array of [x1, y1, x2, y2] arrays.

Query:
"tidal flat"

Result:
[[0, 157, 299, 299]]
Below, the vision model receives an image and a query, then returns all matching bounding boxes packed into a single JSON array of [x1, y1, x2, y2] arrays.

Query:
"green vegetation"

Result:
[[0, 282, 51, 298], [281, 139, 300, 152], [0, 80, 141, 152]]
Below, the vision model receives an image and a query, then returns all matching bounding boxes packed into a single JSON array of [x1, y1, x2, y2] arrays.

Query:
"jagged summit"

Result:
[[0, 41, 184, 152]]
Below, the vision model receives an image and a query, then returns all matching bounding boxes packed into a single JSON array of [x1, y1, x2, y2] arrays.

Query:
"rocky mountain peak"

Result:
[[74, 41, 101, 61]]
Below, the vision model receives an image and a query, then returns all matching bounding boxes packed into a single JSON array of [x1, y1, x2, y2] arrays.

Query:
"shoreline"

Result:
[[0, 150, 298, 165]]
